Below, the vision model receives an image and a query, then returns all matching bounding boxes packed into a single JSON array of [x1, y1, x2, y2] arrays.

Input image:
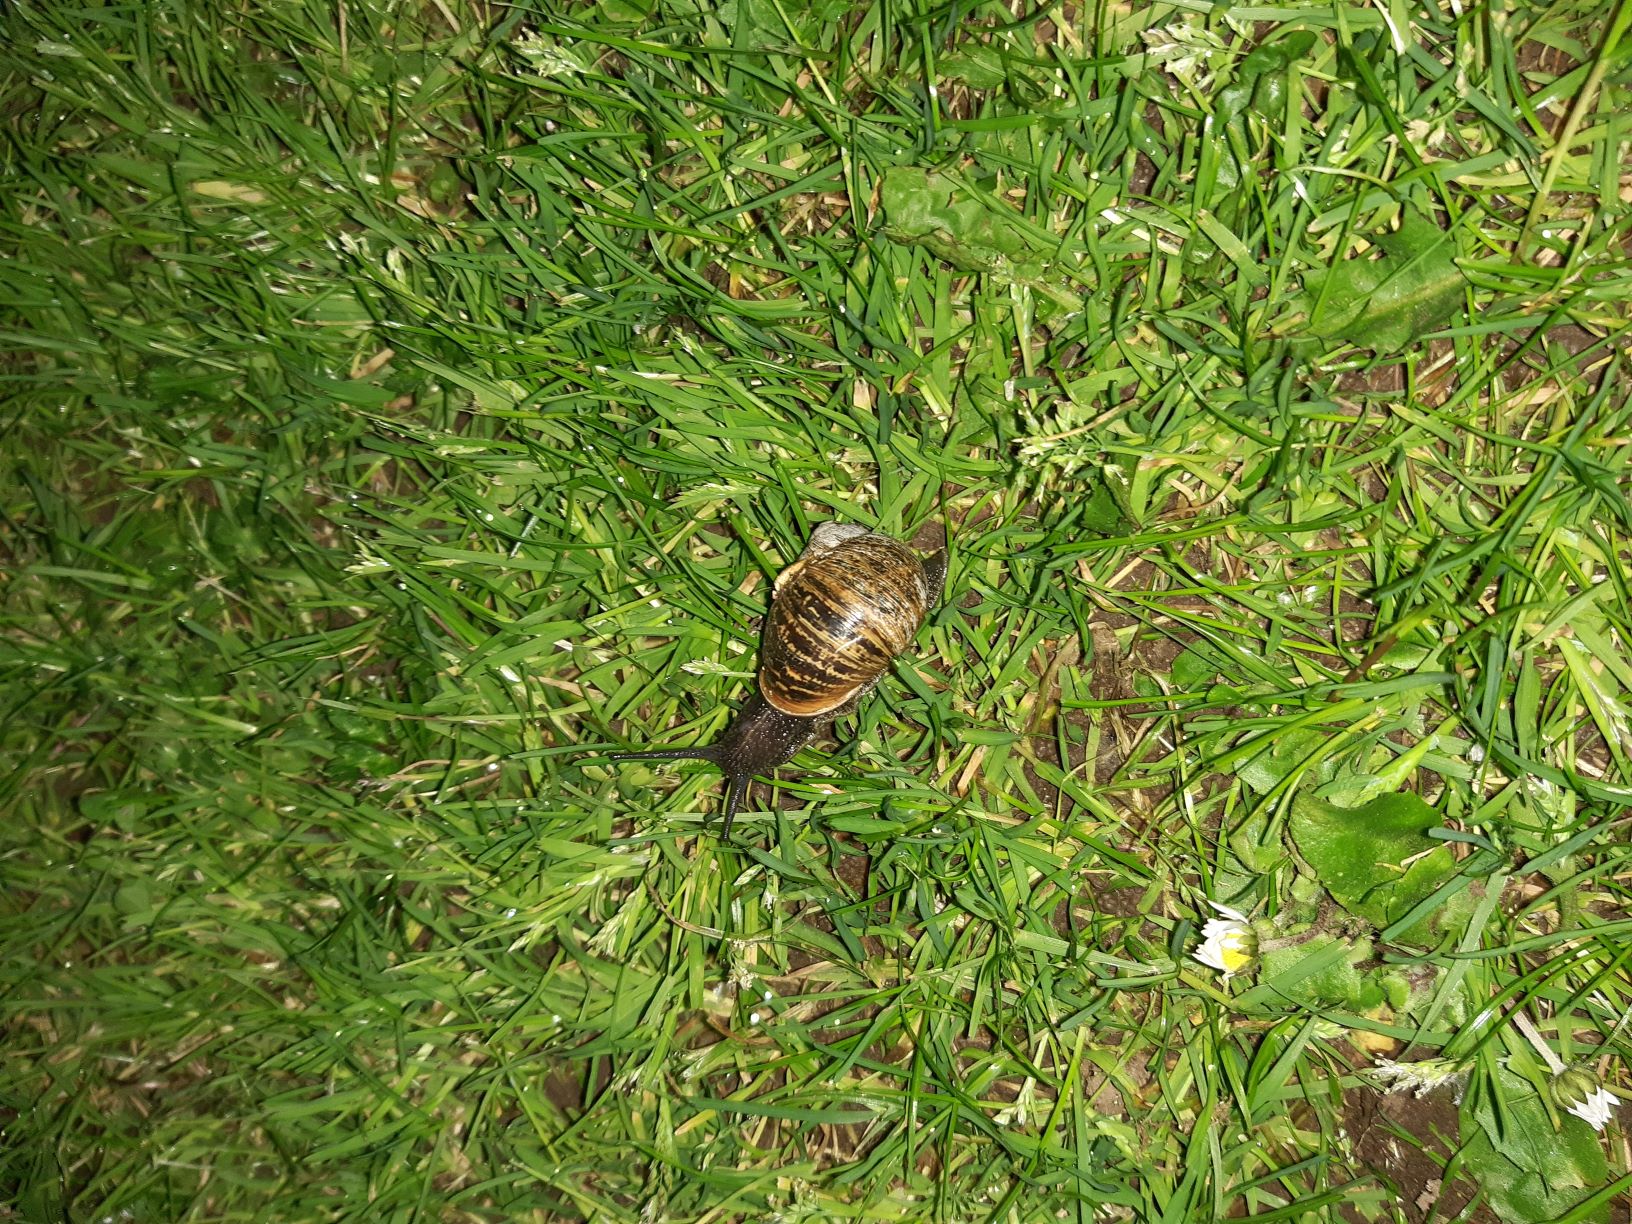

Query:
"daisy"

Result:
[[1193, 902, 1256, 981]]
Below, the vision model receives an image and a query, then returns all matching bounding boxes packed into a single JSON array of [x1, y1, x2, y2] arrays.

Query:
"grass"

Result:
[[2, 0, 1630, 1220]]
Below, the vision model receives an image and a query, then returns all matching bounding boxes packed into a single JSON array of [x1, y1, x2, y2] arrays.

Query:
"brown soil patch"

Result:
[[1344, 1090, 1495, 1224]]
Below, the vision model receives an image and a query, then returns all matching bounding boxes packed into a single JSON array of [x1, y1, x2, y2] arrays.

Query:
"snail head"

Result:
[[601, 692, 816, 839]]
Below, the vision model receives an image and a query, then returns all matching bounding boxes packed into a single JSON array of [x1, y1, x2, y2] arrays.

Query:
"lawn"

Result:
[[3, 0, 1631, 1220]]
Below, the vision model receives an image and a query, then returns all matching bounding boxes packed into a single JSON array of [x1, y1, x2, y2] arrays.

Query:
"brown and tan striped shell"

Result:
[[759, 524, 936, 718]]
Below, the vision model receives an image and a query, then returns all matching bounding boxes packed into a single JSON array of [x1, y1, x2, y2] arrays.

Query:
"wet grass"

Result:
[[2, 0, 1630, 1220]]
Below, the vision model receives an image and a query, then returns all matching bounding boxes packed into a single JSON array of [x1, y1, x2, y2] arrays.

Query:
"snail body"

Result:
[[604, 523, 946, 838]]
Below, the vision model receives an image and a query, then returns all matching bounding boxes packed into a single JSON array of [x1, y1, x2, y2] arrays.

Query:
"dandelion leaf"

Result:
[[880, 168, 1077, 311], [1461, 1068, 1611, 1223], [1259, 932, 1384, 1011], [1288, 791, 1458, 937], [1300, 209, 1466, 352], [1237, 728, 1334, 795]]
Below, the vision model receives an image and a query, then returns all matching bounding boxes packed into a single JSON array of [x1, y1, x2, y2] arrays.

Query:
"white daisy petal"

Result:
[[1193, 913, 1255, 980], [1564, 1086, 1619, 1132]]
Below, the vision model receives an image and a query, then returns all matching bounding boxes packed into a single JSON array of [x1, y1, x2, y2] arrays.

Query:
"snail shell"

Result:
[[760, 523, 937, 717]]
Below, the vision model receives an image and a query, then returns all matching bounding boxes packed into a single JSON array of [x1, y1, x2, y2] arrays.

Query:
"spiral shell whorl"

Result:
[[759, 529, 933, 717]]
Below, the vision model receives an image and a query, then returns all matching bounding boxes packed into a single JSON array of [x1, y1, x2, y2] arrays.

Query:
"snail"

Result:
[[601, 523, 947, 839]]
